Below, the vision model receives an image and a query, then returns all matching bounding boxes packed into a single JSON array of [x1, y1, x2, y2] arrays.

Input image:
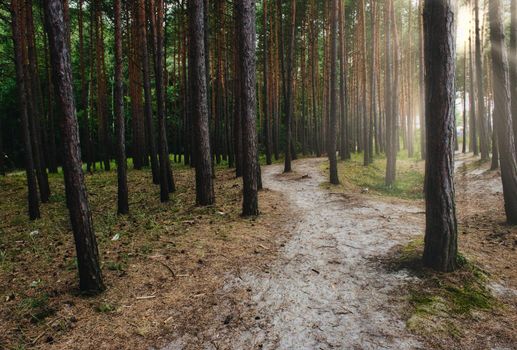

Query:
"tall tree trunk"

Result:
[[327, 0, 339, 184], [385, 0, 399, 186], [114, 0, 128, 214], [11, 0, 40, 220], [418, 0, 426, 160], [284, 0, 296, 173], [25, 0, 50, 203], [233, 14, 243, 177], [44, 0, 105, 293], [236, 0, 259, 216], [153, 0, 175, 201], [463, 44, 468, 154], [422, 0, 458, 272], [339, 0, 349, 160], [93, 1, 110, 171], [469, 32, 478, 154], [263, 0, 272, 165], [488, 0, 517, 224], [138, 0, 160, 184], [79, 0, 93, 172], [189, 0, 215, 205], [359, 0, 369, 166], [475, 0, 490, 160], [510, 0, 517, 153]]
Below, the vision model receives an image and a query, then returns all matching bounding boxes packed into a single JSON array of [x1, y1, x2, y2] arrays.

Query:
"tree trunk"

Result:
[[44, 0, 105, 293], [475, 0, 490, 160], [153, 0, 175, 201], [327, 0, 339, 184], [488, 0, 517, 224], [422, 0, 458, 272], [418, 0, 426, 160], [284, 0, 296, 173], [469, 33, 478, 155], [25, 0, 50, 203], [463, 44, 467, 154], [189, 0, 215, 206], [263, 0, 272, 165], [339, 0, 349, 161], [138, 0, 160, 184], [511, 0, 517, 153], [11, 0, 40, 220], [236, 0, 259, 216], [114, 0, 128, 214]]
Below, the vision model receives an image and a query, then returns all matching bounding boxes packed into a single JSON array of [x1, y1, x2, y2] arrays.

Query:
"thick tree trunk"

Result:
[[236, 0, 259, 216], [422, 0, 458, 272], [11, 0, 40, 220], [189, 0, 215, 206], [327, 0, 339, 184], [114, 0, 128, 214], [488, 0, 517, 224], [44, 0, 105, 293]]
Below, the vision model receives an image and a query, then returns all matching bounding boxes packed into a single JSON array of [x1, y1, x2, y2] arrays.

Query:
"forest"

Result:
[[0, 0, 516, 349]]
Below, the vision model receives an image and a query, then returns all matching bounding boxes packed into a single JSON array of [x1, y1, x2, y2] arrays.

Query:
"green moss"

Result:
[[393, 239, 497, 340], [445, 285, 492, 314], [105, 261, 126, 272], [95, 302, 116, 313]]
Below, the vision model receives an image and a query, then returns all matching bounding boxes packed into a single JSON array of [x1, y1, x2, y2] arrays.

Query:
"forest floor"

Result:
[[1, 154, 516, 350], [0, 163, 291, 350]]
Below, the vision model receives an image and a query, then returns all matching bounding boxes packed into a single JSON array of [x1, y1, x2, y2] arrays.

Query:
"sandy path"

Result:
[[165, 158, 425, 349]]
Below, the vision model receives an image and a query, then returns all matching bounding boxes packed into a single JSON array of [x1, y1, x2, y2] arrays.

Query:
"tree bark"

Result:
[[263, 0, 272, 165], [511, 0, 517, 153], [236, 0, 260, 216], [488, 0, 517, 224], [475, 0, 490, 160], [188, 0, 215, 206], [418, 0, 426, 160], [284, 0, 296, 173], [138, 0, 160, 184], [11, 0, 40, 220], [44, 0, 105, 293], [422, 0, 458, 272], [153, 0, 175, 201], [327, 0, 339, 184], [114, 0, 128, 214]]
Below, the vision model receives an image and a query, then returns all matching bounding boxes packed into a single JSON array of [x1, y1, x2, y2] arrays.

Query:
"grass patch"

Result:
[[334, 152, 424, 200]]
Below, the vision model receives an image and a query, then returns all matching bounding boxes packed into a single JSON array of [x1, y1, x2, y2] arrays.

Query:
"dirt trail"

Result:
[[164, 158, 425, 349]]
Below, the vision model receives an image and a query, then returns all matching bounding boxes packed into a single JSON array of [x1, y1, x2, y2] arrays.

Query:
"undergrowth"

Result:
[[386, 238, 497, 341]]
